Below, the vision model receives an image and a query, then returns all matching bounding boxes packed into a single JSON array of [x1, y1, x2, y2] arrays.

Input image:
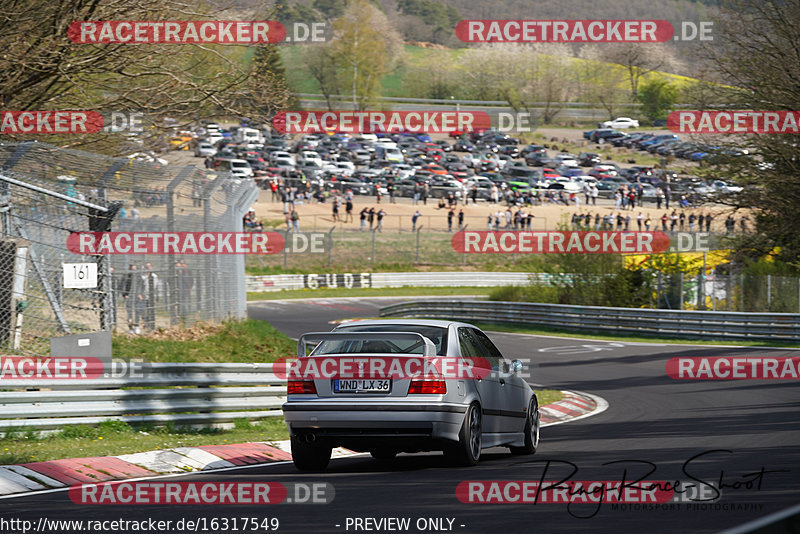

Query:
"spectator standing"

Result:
[[345, 194, 354, 222], [412, 210, 421, 231], [377, 208, 385, 232], [458, 209, 465, 229], [123, 264, 138, 334], [447, 209, 454, 232], [360, 207, 368, 231]]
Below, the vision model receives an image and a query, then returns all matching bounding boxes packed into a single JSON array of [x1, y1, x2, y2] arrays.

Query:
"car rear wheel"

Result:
[[445, 403, 481, 466], [291, 436, 332, 471], [510, 397, 540, 455]]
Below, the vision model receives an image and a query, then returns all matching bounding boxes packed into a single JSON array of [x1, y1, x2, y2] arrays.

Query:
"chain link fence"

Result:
[[0, 141, 257, 356], [655, 271, 800, 313]]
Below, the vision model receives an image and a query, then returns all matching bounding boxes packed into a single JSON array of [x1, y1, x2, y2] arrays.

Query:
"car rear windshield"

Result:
[[314, 325, 448, 356]]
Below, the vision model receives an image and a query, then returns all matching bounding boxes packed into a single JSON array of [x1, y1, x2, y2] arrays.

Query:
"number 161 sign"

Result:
[[63, 263, 98, 289]]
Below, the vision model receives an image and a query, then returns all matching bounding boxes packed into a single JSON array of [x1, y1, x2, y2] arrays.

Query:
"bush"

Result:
[[489, 254, 652, 307]]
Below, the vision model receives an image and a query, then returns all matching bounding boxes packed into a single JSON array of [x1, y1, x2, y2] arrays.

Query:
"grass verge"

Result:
[[247, 286, 495, 301], [113, 319, 296, 363], [0, 419, 289, 465], [473, 322, 800, 348]]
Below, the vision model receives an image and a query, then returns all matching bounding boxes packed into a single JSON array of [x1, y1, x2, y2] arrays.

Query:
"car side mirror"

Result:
[[511, 359, 524, 374]]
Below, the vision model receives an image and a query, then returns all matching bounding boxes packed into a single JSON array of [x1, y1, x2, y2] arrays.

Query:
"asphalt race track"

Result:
[[2, 297, 798, 534]]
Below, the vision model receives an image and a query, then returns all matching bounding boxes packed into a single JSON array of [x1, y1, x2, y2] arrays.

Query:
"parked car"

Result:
[[601, 117, 639, 129], [194, 142, 217, 157], [578, 153, 601, 167]]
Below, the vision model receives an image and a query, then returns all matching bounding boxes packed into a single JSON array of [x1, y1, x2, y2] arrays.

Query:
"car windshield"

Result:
[[312, 325, 448, 356]]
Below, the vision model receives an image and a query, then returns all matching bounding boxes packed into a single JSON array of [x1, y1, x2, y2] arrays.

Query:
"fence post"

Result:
[[740, 273, 744, 311], [328, 226, 335, 266], [767, 274, 772, 311], [679, 272, 684, 310], [371, 228, 376, 264], [462, 224, 468, 266], [415, 226, 423, 264], [283, 231, 288, 269]]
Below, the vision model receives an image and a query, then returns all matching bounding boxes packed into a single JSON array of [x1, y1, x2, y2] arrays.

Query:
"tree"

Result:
[[301, 44, 342, 111], [638, 78, 678, 123], [693, 0, 800, 268], [0, 0, 266, 154], [313, 0, 346, 20], [403, 50, 457, 100], [602, 44, 681, 100], [247, 44, 293, 123], [576, 46, 630, 120], [331, 0, 402, 110]]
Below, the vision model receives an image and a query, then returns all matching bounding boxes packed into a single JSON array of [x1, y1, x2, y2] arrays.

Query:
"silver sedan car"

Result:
[[282, 319, 540, 471]]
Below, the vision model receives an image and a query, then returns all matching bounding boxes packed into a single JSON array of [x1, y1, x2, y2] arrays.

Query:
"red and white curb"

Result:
[[0, 389, 606, 498], [540, 389, 608, 427]]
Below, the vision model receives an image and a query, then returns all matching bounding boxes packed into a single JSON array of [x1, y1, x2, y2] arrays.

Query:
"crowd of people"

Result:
[[241, 178, 748, 236], [133, 187, 168, 207]]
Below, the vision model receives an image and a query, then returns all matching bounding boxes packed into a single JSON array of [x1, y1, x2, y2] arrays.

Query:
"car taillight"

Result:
[[408, 379, 446, 394], [288, 379, 317, 394]]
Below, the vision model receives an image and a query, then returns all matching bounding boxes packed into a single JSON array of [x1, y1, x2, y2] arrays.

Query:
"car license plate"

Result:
[[333, 379, 391, 393]]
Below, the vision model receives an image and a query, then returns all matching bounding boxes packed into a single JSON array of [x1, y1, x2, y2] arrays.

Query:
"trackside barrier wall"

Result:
[[0, 362, 285, 432], [246, 271, 545, 292], [379, 300, 800, 342]]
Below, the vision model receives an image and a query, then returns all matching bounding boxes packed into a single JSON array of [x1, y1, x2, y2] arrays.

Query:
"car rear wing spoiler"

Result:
[[297, 332, 437, 358]]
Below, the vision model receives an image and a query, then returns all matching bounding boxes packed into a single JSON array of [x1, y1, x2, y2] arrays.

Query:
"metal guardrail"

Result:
[[379, 300, 800, 342], [246, 271, 547, 293], [0, 363, 286, 431]]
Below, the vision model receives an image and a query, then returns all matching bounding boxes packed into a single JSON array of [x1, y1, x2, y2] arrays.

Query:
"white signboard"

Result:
[[63, 263, 98, 289]]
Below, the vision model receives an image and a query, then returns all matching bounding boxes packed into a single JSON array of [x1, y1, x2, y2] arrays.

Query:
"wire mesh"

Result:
[[0, 141, 258, 355]]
